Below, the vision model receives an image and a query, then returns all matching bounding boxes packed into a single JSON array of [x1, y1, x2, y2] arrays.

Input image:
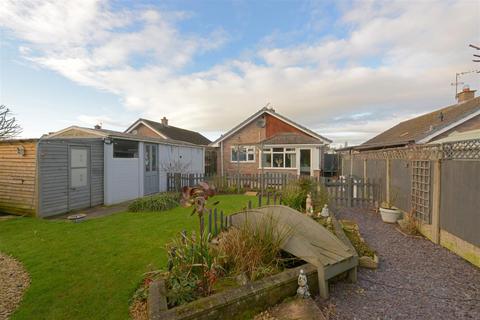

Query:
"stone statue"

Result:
[[320, 204, 329, 217], [297, 269, 310, 298], [306, 193, 313, 216]]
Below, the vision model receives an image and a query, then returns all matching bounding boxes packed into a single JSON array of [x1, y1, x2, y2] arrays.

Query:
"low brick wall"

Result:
[[149, 263, 319, 320]]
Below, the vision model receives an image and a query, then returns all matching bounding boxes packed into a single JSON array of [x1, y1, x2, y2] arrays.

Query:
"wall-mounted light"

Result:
[[103, 137, 113, 145]]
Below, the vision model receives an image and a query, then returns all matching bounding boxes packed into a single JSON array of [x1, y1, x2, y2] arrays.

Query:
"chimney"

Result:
[[94, 124, 102, 129], [456, 85, 476, 103], [161, 117, 168, 126]]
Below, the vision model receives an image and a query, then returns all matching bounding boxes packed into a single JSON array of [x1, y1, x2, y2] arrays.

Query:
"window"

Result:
[[70, 148, 88, 188], [231, 146, 255, 162], [113, 140, 139, 158], [144, 144, 157, 171], [261, 147, 296, 168]]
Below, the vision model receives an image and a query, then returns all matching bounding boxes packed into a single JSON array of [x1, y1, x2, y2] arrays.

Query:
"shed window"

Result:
[[113, 140, 139, 158]]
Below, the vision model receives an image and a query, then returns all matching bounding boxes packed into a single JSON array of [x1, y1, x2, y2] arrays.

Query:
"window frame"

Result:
[[230, 145, 256, 163], [261, 147, 297, 169], [113, 139, 139, 158]]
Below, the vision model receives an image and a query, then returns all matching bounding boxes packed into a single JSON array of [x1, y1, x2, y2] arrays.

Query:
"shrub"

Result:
[[217, 213, 291, 281], [281, 178, 329, 212], [165, 231, 223, 307], [128, 192, 180, 212]]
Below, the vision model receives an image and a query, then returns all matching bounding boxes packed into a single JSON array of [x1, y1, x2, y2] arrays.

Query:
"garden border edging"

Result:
[[148, 263, 319, 320]]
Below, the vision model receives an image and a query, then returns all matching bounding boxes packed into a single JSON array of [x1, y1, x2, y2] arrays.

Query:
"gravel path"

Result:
[[0, 253, 30, 320], [316, 208, 480, 320]]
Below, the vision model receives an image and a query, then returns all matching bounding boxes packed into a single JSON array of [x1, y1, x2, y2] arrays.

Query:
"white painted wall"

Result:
[[105, 141, 205, 201], [158, 144, 204, 192], [104, 143, 141, 205]]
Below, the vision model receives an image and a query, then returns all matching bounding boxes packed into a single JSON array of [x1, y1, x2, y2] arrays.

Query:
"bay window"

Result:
[[262, 147, 296, 168], [231, 146, 255, 162]]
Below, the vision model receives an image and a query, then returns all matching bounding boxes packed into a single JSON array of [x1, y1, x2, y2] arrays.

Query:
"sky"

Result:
[[1, 0, 479, 147]]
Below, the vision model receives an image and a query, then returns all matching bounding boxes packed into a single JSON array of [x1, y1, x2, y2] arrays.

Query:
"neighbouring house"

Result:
[[210, 107, 332, 177], [357, 86, 480, 151], [339, 87, 480, 267], [0, 126, 204, 217], [124, 117, 216, 174]]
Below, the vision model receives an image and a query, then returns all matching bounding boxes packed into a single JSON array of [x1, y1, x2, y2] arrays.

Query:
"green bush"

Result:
[[165, 231, 223, 307], [127, 192, 180, 212], [280, 178, 329, 212]]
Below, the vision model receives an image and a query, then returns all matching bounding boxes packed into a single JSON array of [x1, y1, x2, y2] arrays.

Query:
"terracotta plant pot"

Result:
[[379, 207, 401, 223]]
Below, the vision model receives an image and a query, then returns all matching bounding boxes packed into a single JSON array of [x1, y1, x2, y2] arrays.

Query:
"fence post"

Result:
[[208, 209, 212, 235], [174, 173, 181, 192], [258, 193, 262, 207], [214, 208, 218, 236], [431, 159, 441, 244], [385, 158, 391, 205], [248, 200, 252, 209], [347, 176, 353, 207], [220, 211, 224, 230]]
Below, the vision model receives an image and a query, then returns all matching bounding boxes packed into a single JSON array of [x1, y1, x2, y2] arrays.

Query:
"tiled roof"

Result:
[[45, 126, 201, 148], [210, 107, 332, 146], [141, 119, 211, 146], [360, 97, 480, 149], [261, 132, 324, 145]]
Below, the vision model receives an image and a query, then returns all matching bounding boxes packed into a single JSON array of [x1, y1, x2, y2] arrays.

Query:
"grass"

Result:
[[0, 195, 254, 320]]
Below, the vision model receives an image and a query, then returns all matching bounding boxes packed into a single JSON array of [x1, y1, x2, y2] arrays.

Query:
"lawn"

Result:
[[0, 194, 255, 320]]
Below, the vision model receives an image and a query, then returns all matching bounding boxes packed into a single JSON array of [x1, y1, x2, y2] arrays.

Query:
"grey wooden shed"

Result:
[[32, 126, 205, 217]]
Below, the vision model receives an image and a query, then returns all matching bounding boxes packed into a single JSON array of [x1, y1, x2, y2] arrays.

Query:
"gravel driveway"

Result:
[[316, 208, 480, 320]]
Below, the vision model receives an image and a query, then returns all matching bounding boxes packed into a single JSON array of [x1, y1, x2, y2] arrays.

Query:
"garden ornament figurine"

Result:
[[297, 269, 310, 298], [306, 193, 313, 216], [320, 204, 330, 217]]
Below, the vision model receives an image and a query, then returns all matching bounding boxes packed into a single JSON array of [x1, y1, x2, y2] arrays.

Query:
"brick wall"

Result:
[[221, 118, 266, 174], [132, 123, 161, 138]]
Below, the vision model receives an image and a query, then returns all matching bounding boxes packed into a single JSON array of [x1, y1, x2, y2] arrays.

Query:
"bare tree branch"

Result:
[[0, 105, 22, 140]]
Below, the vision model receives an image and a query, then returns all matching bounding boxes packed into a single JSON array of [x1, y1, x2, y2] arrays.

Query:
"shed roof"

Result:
[[359, 97, 480, 149], [44, 126, 203, 148]]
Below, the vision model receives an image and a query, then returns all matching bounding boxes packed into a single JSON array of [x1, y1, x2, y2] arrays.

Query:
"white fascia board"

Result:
[[417, 109, 480, 144]]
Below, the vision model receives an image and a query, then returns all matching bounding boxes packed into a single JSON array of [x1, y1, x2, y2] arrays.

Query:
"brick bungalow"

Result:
[[210, 107, 331, 177]]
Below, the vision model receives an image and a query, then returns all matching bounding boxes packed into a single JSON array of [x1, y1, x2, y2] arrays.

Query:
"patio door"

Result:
[[68, 146, 91, 211], [299, 149, 311, 176], [144, 144, 159, 195]]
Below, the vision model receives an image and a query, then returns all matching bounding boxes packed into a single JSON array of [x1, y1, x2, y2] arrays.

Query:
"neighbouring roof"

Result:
[[44, 126, 203, 148], [261, 132, 324, 145], [126, 118, 211, 146], [359, 96, 480, 150], [428, 128, 480, 144], [210, 107, 332, 146]]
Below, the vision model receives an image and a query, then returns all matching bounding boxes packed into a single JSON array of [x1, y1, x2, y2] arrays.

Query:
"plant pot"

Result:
[[379, 207, 401, 223]]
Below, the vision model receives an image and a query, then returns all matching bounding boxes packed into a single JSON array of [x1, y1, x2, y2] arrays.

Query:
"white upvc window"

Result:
[[262, 147, 296, 168], [231, 146, 255, 162]]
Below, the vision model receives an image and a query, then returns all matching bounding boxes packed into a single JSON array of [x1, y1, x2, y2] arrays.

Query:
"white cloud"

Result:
[[1, 0, 479, 145]]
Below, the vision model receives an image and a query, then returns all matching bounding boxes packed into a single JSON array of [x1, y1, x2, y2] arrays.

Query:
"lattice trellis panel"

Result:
[[443, 138, 480, 160], [411, 160, 431, 223]]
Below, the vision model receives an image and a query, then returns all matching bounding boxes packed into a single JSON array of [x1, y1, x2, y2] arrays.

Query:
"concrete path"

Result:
[[47, 201, 131, 220], [316, 208, 480, 320]]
